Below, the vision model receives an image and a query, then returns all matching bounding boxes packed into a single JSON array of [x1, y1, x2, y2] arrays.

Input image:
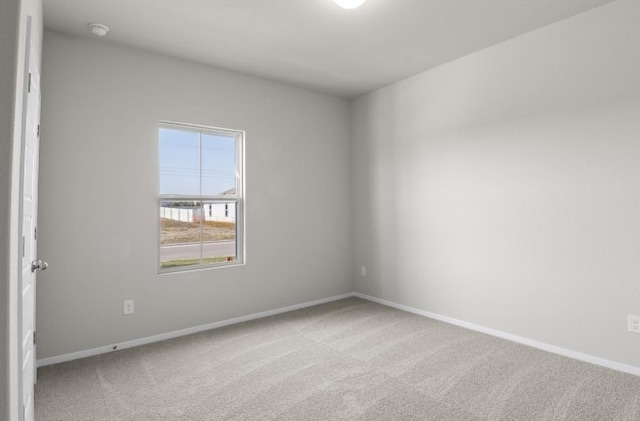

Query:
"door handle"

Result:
[[31, 260, 48, 272]]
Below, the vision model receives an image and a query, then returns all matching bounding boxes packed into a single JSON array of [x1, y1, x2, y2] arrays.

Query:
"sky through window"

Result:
[[159, 127, 236, 196]]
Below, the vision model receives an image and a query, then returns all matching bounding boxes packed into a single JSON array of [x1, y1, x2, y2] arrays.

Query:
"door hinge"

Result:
[[37, 124, 40, 138], [28, 72, 32, 93], [33, 331, 36, 345], [34, 227, 37, 241], [22, 236, 25, 257]]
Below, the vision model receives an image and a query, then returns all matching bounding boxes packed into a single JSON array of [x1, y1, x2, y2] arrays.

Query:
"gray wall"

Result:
[[351, 0, 640, 368], [37, 32, 352, 359], [1, 0, 42, 418]]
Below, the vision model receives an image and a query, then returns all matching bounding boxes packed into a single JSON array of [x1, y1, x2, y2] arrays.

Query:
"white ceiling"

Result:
[[43, 0, 616, 98]]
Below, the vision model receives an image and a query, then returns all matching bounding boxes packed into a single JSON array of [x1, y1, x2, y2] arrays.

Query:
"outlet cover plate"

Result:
[[123, 299, 134, 315], [628, 314, 640, 334]]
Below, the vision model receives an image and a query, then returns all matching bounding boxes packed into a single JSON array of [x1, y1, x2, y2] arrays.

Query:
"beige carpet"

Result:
[[36, 297, 640, 420]]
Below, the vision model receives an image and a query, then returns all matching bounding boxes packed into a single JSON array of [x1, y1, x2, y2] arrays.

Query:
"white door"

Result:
[[20, 18, 44, 421]]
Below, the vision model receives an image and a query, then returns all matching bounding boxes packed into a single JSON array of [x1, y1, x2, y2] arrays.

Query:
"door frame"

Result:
[[2, 3, 40, 420], [17, 15, 38, 421]]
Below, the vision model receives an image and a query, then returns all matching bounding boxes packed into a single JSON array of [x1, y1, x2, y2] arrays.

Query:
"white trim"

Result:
[[353, 292, 640, 377], [36, 293, 353, 367], [157, 121, 245, 273], [158, 120, 244, 138], [37, 291, 640, 377]]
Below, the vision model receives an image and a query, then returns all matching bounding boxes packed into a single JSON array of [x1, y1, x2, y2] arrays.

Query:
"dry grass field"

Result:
[[160, 218, 235, 244]]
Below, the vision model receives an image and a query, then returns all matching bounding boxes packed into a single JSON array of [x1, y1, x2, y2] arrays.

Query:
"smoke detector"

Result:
[[89, 23, 109, 37]]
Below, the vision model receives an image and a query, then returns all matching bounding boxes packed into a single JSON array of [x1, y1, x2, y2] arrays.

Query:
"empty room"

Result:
[[2, 0, 640, 420]]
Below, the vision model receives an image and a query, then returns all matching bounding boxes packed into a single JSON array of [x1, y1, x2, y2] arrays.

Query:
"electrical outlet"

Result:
[[123, 299, 134, 315], [361, 266, 367, 276], [628, 314, 640, 334]]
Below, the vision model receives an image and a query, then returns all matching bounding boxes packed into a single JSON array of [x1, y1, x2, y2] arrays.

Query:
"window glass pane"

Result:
[[202, 201, 237, 263], [158, 122, 243, 272], [159, 200, 202, 269], [159, 128, 200, 195], [201, 133, 236, 196]]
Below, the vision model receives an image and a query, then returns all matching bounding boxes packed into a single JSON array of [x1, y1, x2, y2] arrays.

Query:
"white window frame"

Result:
[[158, 121, 245, 273]]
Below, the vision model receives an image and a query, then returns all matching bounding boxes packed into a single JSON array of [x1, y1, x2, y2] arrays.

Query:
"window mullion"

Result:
[[200, 201, 204, 264], [199, 133, 204, 264]]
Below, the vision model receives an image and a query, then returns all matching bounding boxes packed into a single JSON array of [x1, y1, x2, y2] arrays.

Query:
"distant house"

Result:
[[160, 188, 236, 224]]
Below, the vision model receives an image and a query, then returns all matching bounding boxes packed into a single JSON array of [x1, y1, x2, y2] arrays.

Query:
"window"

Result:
[[158, 122, 244, 272]]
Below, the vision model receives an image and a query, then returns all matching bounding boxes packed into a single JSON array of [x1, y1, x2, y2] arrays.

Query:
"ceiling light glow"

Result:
[[333, 0, 366, 9]]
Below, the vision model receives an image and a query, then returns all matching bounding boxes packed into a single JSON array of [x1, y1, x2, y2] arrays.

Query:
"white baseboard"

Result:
[[38, 291, 640, 377], [352, 292, 640, 377], [36, 292, 354, 367]]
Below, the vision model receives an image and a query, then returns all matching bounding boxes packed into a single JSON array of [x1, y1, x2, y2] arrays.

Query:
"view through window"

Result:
[[159, 122, 244, 271]]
